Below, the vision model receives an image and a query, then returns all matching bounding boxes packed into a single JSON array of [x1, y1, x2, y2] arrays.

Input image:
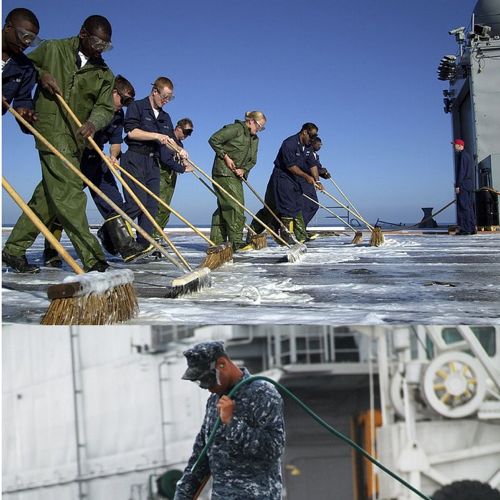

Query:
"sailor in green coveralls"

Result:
[[208, 111, 266, 252], [3, 15, 115, 273]]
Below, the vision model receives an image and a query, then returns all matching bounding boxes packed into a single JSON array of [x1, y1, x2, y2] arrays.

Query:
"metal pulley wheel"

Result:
[[389, 371, 407, 418], [422, 351, 487, 418]]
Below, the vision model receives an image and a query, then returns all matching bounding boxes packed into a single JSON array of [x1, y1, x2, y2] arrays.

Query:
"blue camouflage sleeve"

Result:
[[174, 403, 211, 499], [222, 383, 285, 460]]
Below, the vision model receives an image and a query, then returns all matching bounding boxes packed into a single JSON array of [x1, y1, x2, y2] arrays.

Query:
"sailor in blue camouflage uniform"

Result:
[[174, 341, 285, 500]]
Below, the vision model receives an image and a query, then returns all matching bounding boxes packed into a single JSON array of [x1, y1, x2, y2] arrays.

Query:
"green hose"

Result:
[[191, 375, 432, 500]]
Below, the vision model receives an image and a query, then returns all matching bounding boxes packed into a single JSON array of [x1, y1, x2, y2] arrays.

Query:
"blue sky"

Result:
[[1, 0, 476, 226]]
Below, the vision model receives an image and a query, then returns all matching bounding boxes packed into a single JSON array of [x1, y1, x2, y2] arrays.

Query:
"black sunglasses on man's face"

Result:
[[182, 128, 193, 137], [116, 91, 134, 107]]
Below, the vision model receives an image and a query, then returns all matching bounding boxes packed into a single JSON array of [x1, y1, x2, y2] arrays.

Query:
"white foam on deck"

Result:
[[2, 230, 500, 325]]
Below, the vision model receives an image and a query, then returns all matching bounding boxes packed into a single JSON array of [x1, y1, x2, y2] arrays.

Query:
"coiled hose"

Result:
[[190, 375, 432, 500]]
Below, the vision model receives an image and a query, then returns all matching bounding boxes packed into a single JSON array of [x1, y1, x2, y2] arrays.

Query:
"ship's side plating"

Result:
[[439, 0, 500, 226]]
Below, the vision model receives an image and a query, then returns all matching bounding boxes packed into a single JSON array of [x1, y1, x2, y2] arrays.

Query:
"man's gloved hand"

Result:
[[318, 167, 330, 179], [217, 395, 235, 424], [14, 107, 37, 124], [40, 73, 61, 95], [315, 181, 324, 191], [78, 121, 96, 138]]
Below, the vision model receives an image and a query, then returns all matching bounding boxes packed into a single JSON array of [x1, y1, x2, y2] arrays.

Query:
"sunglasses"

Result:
[[182, 128, 193, 137], [9, 24, 42, 47], [116, 91, 134, 107]]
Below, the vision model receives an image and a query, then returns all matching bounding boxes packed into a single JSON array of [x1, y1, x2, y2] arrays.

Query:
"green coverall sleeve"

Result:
[[88, 75, 115, 132], [208, 123, 241, 160]]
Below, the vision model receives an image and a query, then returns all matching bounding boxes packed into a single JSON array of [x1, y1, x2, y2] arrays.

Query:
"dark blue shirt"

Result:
[[2, 52, 37, 114], [455, 149, 474, 191], [307, 150, 322, 169], [274, 133, 311, 178], [124, 96, 174, 155], [159, 134, 185, 173], [92, 109, 124, 149]]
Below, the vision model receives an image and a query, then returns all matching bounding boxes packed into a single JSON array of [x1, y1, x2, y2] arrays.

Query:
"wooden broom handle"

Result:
[[163, 137, 291, 247], [54, 93, 192, 272], [303, 193, 358, 233], [242, 177, 293, 236], [111, 161, 215, 246], [327, 176, 365, 224], [2, 98, 185, 272], [317, 186, 375, 230], [2, 176, 84, 274]]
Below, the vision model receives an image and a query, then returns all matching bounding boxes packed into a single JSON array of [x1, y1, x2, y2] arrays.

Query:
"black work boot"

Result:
[[87, 260, 110, 272], [2, 250, 40, 273], [105, 216, 153, 262], [97, 219, 118, 256], [43, 247, 62, 268]]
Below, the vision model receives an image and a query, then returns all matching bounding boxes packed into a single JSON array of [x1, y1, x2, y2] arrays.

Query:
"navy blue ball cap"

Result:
[[182, 341, 226, 380]]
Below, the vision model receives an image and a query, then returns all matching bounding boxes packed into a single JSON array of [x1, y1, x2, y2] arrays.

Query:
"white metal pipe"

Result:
[[456, 326, 500, 389], [428, 442, 500, 465]]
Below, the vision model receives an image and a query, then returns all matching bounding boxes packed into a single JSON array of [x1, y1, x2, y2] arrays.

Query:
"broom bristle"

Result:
[[166, 267, 212, 298], [287, 243, 307, 263], [351, 231, 363, 244], [201, 243, 233, 270], [42, 269, 138, 325], [41, 282, 138, 325], [369, 227, 385, 247], [251, 233, 268, 249]]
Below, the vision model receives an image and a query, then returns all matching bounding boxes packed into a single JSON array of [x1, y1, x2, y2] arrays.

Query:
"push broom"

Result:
[[189, 168, 303, 260], [190, 168, 268, 250], [244, 223, 268, 250], [303, 193, 363, 244], [110, 160, 232, 270], [4, 100, 209, 298], [54, 94, 211, 297], [162, 137, 306, 262], [2, 176, 137, 325], [318, 186, 385, 246]]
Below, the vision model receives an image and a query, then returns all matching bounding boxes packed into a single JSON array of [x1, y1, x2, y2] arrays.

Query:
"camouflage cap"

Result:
[[181, 341, 226, 381]]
